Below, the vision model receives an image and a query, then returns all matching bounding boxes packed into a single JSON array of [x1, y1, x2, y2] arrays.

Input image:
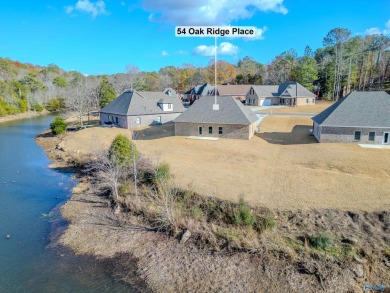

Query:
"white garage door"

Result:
[[262, 99, 271, 106]]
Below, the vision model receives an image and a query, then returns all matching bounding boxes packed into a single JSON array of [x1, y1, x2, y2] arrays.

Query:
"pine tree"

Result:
[[99, 77, 116, 108]]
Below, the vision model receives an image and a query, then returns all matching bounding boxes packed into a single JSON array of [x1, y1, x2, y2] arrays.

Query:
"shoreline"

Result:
[[35, 127, 390, 292], [0, 110, 50, 124]]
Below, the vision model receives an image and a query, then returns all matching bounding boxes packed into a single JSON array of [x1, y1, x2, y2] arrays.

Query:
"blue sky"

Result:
[[0, 0, 389, 75]]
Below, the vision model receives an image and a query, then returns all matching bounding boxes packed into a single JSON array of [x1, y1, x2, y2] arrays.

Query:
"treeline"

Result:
[[0, 27, 389, 117]]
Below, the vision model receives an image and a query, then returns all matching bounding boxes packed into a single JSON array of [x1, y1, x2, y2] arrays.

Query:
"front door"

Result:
[[383, 132, 389, 144], [198, 126, 203, 135]]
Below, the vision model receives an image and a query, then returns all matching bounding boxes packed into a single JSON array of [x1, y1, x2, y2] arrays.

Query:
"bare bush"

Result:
[[145, 182, 179, 233], [87, 150, 123, 202]]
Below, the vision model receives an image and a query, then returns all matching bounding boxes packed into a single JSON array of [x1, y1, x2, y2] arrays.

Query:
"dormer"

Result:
[[158, 99, 173, 111]]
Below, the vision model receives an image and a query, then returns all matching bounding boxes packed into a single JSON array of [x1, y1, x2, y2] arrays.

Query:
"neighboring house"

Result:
[[312, 91, 390, 144], [208, 84, 252, 103], [246, 85, 279, 106], [174, 96, 260, 140], [246, 82, 316, 106], [183, 83, 215, 105], [100, 89, 185, 128], [163, 87, 181, 100]]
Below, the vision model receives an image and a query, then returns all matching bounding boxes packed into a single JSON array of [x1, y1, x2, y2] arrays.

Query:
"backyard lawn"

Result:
[[61, 105, 390, 211]]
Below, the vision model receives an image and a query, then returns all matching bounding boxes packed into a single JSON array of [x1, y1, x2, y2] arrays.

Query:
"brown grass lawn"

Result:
[[256, 100, 334, 114], [62, 116, 390, 211]]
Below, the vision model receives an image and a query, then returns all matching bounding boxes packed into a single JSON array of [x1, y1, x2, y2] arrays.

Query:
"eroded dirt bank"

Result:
[[36, 129, 390, 293]]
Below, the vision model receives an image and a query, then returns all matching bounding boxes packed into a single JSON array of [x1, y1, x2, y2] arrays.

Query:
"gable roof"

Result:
[[100, 90, 185, 116], [184, 83, 214, 95], [278, 82, 316, 98], [212, 84, 252, 96], [251, 85, 279, 97], [312, 91, 390, 127], [174, 96, 259, 125]]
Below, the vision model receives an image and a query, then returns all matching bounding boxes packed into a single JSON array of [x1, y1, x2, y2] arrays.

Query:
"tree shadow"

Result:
[[133, 123, 175, 140], [36, 131, 55, 138], [256, 125, 318, 145]]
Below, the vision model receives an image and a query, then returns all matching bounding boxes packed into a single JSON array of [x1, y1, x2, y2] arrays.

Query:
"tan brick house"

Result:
[[174, 96, 260, 140], [246, 82, 316, 106], [312, 91, 390, 144]]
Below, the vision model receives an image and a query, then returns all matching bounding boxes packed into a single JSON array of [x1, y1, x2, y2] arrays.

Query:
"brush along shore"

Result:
[[35, 125, 390, 293]]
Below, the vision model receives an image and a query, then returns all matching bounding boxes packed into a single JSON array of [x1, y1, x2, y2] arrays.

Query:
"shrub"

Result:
[[191, 206, 203, 221], [33, 104, 44, 112], [308, 232, 333, 250], [18, 98, 28, 112], [154, 162, 171, 184], [50, 116, 67, 135], [45, 98, 62, 112], [255, 212, 276, 231], [233, 197, 254, 227], [109, 134, 138, 167], [0, 104, 8, 117]]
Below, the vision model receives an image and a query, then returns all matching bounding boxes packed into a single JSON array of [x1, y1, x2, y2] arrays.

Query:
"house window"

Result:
[[136, 117, 141, 124], [198, 126, 203, 135], [306, 98, 309, 103], [368, 131, 375, 141], [218, 127, 223, 135], [115, 117, 118, 124], [168, 104, 172, 109], [354, 131, 361, 141], [209, 126, 212, 134], [157, 116, 161, 123], [312, 98, 315, 103]]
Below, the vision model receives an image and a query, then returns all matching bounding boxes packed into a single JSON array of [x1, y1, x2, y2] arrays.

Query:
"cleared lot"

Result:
[[60, 112, 390, 211], [134, 117, 390, 211], [256, 100, 334, 114]]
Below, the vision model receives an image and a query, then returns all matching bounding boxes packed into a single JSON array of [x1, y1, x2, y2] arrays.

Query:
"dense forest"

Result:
[[0, 28, 389, 117]]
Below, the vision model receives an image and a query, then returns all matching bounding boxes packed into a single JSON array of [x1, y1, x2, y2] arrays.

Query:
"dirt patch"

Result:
[[256, 100, 334, 114]]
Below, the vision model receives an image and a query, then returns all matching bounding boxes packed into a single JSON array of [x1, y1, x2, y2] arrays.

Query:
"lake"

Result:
[[0, 115, 136, 292]]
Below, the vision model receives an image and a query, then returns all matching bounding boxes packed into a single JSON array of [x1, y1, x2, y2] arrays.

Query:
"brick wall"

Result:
[[175, 122, 257, 140], [319, 126, 390, 144], [100, 112, 181, 128], [296, 97, 316, 106], [100, 113, 128, 128]]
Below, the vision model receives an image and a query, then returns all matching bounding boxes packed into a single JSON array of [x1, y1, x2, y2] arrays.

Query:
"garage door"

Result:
[[263, 99, 271, 106]]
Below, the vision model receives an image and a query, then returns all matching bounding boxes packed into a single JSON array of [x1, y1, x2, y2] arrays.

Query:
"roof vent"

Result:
[[167, 90, 172, 96]]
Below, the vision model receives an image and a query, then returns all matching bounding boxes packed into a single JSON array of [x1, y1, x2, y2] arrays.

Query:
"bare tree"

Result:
[[126, 64, 140, 90], [88, 150, 122, 203], [323, 28, 351, 100], [67, 84, 93, 127], [146, 181, 178, 231]]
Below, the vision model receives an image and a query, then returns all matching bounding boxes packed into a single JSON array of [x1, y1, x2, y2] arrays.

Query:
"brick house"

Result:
[[312, 91, 390, 144], [208, 84, 252, 103], [183, 83, 214, 105], [174, 96, 260, 140], [100, 89, 185, 128], [246, 82, 316, 106]]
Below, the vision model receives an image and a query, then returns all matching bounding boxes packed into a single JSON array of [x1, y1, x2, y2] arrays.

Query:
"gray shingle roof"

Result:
[[251, 85, 279, 97], [278, 82, 316, 97], [184, 83, 214, 95], [100, 90, 185, 116], [212, 84, 252, 96], [174, 96, 259, 125], [250, 82, 315, 98], [312, 91, 390, 127]]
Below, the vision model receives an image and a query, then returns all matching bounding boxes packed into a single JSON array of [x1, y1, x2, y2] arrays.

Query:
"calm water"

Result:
[[0, 116, 136, 293]]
